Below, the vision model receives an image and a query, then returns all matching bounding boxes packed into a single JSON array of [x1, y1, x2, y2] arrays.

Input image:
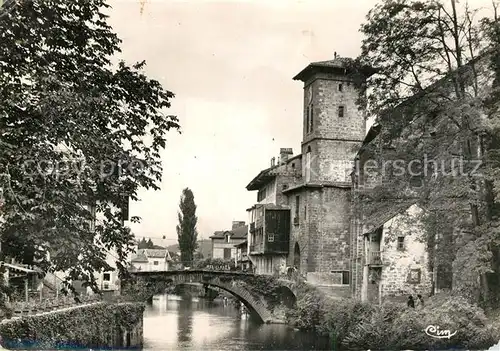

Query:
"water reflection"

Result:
[[177, 298, 193, 344], [142, 294, 330, 351]]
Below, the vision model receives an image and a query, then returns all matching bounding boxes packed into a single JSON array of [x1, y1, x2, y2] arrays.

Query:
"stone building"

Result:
[[234, 240, 250, 270], [246, 151, 300, 275], [245, 51, 493, 300], [210, 221, 248, 261], [245, 57, 370, 296], [349, 50, 496, 302]]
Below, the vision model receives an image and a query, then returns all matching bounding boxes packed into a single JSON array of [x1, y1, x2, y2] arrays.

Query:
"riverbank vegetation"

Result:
[[286, 286, 499, 350], [0, 302, 144, 350]]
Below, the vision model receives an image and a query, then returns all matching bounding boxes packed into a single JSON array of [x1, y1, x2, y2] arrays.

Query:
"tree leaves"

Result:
[[356, 0, 500, 301], [0, 0, 179, 295]]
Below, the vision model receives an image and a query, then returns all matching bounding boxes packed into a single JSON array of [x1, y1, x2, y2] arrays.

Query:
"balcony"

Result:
[[368, 251, 382, 265], [249, 242, 264, 254]]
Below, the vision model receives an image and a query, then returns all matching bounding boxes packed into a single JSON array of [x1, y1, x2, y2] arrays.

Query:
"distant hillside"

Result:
[[166, 244, 179, 252], [166, 239, 212, 259]]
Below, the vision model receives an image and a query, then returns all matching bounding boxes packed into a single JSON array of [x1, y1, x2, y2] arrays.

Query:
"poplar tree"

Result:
[[176, 188, 198, 265]]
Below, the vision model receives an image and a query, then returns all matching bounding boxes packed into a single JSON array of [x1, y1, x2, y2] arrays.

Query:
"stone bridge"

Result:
[[125, 270, 298, 324]]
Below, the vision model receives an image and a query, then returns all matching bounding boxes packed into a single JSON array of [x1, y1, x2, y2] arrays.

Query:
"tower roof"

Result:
[[293, 56, 375, 82]]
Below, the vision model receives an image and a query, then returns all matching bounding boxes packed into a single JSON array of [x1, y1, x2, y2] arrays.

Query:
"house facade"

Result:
[[210, 221, 247, 260], [234, 240, 250, 271], [130, 249, 171, 272]]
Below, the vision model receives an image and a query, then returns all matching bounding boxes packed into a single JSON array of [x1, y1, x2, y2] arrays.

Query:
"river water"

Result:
[[142, 294, 331, 351]]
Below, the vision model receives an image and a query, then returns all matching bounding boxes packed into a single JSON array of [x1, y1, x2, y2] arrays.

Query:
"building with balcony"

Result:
[[245, 56, 371, 295], [210, 221, 248, 261], [246, 203, 291, 275], [234, 240, 250, 271], [357, 202, 432, 303]]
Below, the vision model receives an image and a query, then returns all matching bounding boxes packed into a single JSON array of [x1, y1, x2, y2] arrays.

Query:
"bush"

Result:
[[286, 290, 325, 331], [287, 288, 499, 351], [317, 299, 376, 347], [343, 293, 497, 350]]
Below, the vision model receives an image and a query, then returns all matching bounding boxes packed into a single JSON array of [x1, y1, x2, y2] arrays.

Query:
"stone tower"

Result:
[[287, 56, 370, 292], [293, 57, 366, 184]]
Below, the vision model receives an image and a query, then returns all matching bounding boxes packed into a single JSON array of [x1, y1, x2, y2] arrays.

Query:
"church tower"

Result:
[[293, 55, 368, 184]]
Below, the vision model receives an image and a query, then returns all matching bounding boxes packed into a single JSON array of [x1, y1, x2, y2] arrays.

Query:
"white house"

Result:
[[130, 249, 171, 272], [210, 221, 248, 260]]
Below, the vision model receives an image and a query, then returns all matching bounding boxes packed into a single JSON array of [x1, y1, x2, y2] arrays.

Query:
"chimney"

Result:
[[271, 157, 275, 167], [280, 148, 293, 164], [232, 221, 245, 230]]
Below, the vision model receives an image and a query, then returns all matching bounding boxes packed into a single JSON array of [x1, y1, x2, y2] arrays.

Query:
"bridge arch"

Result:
[[170, 279, 272, 323], [126, 270, 296, 324]]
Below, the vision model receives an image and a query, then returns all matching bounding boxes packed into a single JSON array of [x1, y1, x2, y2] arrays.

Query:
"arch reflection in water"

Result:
[[142, 293, 330, 351]]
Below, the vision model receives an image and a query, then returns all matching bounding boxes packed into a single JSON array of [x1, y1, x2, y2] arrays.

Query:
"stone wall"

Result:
[[380, 205, 432, 297], [302, 72, 366, 144], [288, 186, 352, 280], [0, 302, 144, 350]]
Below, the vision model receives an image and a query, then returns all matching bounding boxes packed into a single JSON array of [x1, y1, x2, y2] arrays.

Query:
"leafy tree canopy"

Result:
[[0, 0, 179, 293], [355, 0, 500, 303]]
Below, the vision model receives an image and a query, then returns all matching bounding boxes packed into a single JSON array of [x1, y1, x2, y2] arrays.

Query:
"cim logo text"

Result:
[[425, 325, 457, 339]]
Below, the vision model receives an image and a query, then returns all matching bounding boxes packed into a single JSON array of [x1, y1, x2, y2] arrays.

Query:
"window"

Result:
[[226, 234, 230, 243], [397, 236, 405, 251], [305, 146, 311, 182], [342, 271, 350, 285], [304, 205, 307, 220], [291, 163, 295, 169], [331, 270, 350, 285], [223, 248, 231, 259], [103, 273, 111, 281], [268, 234, 275, 242], [338, 83, 343, 92], [257, 187, 267, 202], [306, 106, 310, 133], [306, 104, 314, 133], [295, 195, 300, 218], [407, 269, 421, 284], [153, 261, 159, 265], [338, 105, 345, 118], [309, 104, 314, 131]]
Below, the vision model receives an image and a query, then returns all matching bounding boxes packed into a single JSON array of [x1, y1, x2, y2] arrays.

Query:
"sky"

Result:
[[105, 0, 378, 245]]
